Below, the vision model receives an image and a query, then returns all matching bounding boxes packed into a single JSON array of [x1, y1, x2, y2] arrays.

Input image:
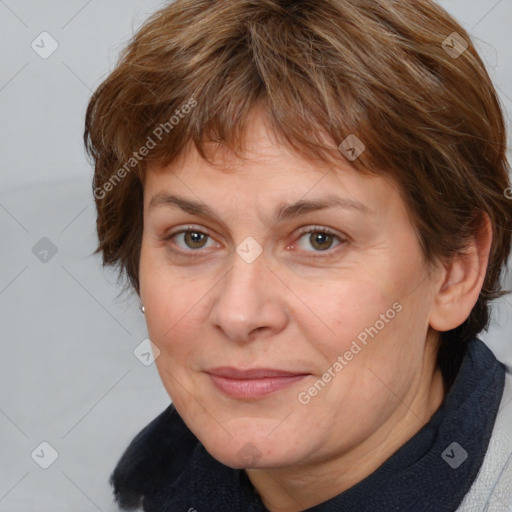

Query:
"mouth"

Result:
[[205, 367, 311, 399]]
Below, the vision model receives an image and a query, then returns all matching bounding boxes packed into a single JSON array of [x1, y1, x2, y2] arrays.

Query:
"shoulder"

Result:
[[456, 362, 512, 511]]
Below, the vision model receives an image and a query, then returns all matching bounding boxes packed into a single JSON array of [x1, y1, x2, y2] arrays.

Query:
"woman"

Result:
[[84, 0, 512, 510]]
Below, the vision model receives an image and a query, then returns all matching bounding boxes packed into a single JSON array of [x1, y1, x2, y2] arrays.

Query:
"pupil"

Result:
[[312, 233, 331, 250], [187, 232, 205, 247]]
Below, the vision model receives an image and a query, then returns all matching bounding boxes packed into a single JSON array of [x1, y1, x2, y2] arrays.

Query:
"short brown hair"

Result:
[[84, 0, 511, 386]]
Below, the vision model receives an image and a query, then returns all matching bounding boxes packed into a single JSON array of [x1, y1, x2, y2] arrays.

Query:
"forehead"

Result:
[[143, 108, 401, 219]]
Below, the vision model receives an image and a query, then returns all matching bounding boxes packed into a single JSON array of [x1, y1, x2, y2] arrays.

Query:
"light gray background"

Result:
[[0, 1, 511, 510]]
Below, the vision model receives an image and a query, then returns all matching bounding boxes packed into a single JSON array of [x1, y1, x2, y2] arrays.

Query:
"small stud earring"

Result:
[[140, 305, 145, 314]]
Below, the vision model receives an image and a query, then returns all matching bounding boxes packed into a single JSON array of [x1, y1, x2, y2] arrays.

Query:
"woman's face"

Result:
[[139, 109, 444, 472]]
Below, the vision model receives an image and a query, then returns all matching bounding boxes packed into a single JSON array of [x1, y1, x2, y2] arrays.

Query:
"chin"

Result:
[[201, 428, 304, 470]]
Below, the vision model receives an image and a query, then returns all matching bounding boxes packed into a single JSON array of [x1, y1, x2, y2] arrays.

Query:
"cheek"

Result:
[[145, 293, 204, 363], [301, 264, 431, 396], [139, 250, 197, 356], [309, 278, 393, 357], [145, 294, 204, 409]]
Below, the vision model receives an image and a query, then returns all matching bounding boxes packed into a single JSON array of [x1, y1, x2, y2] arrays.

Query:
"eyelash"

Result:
[[163, 225, 347, 258]]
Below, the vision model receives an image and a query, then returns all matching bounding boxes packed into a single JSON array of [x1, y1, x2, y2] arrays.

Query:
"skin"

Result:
[[138, 107, 492, 512]]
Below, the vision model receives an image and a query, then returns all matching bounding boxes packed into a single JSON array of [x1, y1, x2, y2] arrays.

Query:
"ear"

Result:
[[429, 213, 493, 332]]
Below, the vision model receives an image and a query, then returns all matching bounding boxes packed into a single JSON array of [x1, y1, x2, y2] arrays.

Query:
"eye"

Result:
[[164, 226, 218, 252], [293, 226, 345, 254]]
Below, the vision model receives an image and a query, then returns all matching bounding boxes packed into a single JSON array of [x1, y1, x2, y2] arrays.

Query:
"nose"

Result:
[[209, 247, 288, 344]]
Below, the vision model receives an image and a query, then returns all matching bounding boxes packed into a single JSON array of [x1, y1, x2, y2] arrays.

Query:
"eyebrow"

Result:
[[148, 193, 370, 223]]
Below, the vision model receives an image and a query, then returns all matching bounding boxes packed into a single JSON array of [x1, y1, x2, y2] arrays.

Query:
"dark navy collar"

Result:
[[111, 337, 505, 511]]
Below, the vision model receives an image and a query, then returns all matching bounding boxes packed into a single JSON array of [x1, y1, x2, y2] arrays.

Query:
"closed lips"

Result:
[[205, 367, 310, 379], [205, 367, 311, 399]]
